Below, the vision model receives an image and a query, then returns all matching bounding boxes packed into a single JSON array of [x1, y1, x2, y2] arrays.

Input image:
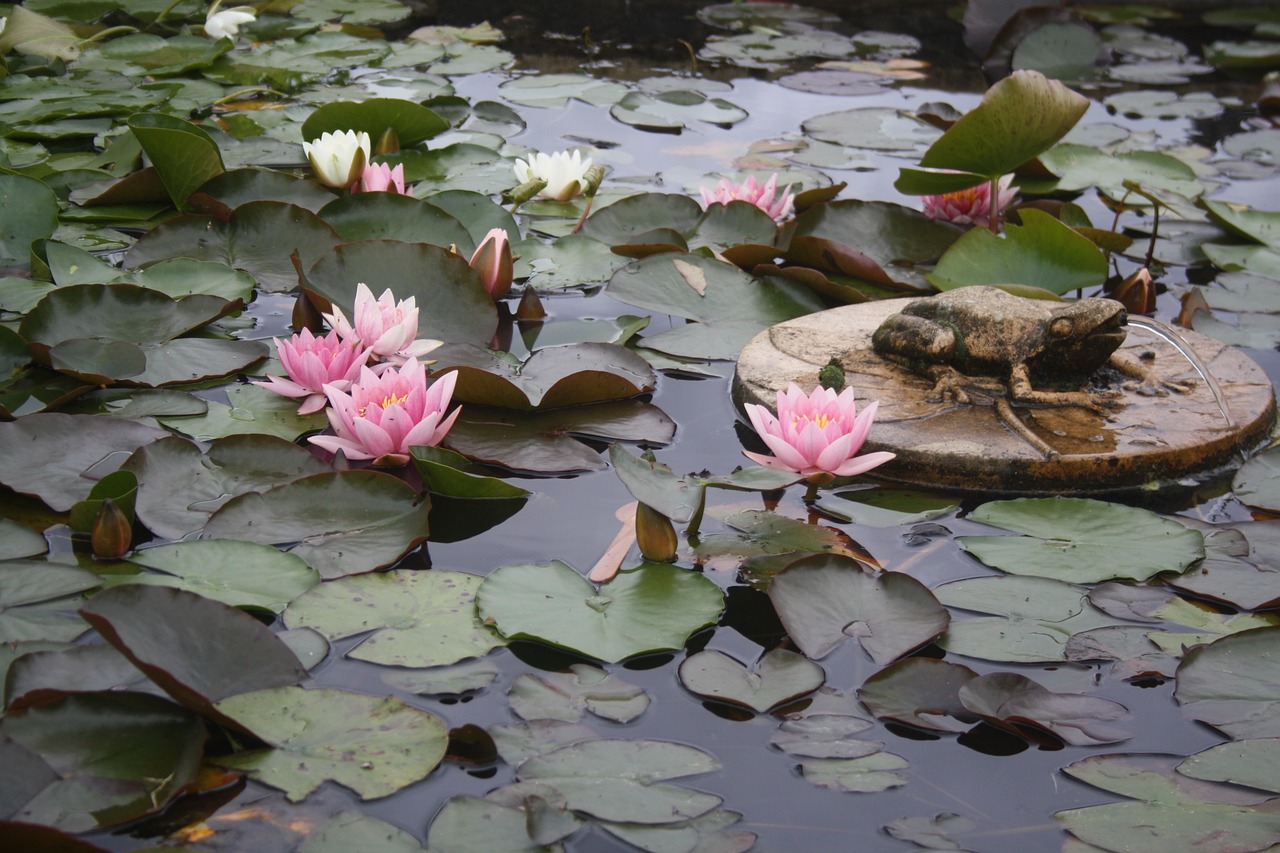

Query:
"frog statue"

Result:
[[871, 286, 1191, 413]]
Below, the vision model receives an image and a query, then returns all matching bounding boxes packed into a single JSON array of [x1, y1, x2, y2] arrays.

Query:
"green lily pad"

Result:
[[301, 98, 447, 147], [387, 143, 515, 196], [476, 561, 724, 663], [0, 518, 48, 561], [769, 713, 880, 760], [157, 383, 331, 443], [936, 574, 1125, 662], [445, 400, 675, 474], [317, 193, 473, 251], [428, 342, 655, 410], [298, 811, 428, 853], [213, 685, 448, 802], [0, 413, 167, 511], [119, 540, 320, 615], [498, 74, 629, 108], [124, 201, 342, 293], [609, 90, 748, 131], [197, 167, 339, 214], [80, 585, 306, 727], [490, 720, 599, 767], [694, 510, 863, 565], [607, 252, 825, 360], [0, 174, 60, 264], [427, 794, 580, 853], [858, 657, 981, 732], [959, 497, 1205, 583], [509, 664, 650, 724], [581, 192, 705, 246], [927, 209, 1108, 293], [202, 471, 432, 580], [410, 445, 530, 499], [678, 648, 824, 713], [1179, 739, 1280, 796], [283, 569, 504, 668], [0, 692, 205, 832], [380, 659, 500, 697], [799, 752, 910, 793], [0, 561, 101, 644], [815, 488, 958, 527], [115, 258, 256, 302], [128, 113, 225, 210], [1175, 626, 1280, 739], [303, 240, 496, 346], [1203, 199, 1280, 249], [123, 434, 331, 540], [803, 106, 941, 152], [1033, 144, 1203, 200], [767, 553, 949, 663], [4, 642, 149, 711]]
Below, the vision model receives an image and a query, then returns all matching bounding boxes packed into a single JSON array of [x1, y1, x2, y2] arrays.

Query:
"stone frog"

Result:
[[871, 286, 1191, 411]]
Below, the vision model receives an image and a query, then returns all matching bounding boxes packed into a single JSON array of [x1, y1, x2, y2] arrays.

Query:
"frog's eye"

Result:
[[1048, 317, 1075, 339]]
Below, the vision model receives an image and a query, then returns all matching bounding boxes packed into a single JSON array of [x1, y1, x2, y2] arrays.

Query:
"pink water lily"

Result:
[[252, 328, 370, 415], [922, 174, 1017, 226], [357, 162, 410, 195], [468, 227, 514, 300], [309, 359, 460, 464], [743, 383, 895, 479], [699, 173, 795, 221], [324, 282, 442, 367]]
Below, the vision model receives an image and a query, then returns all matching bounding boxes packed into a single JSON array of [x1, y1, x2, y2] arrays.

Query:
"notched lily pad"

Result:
[[509, 664, 650, 723], [679, 648, 824, 713]]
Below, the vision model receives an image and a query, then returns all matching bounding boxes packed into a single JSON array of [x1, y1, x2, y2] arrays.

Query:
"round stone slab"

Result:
[[733, 299, 1276, 495]]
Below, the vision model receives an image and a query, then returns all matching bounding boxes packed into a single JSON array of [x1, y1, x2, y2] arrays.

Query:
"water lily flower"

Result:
[[252, 328, 370, 415], [357, 162, 410, 195], [204, 2, 255, 40], [700, 173, 795, 221], [743, 383, 895, 480], [922, 175, 1017, 226], [303, 130, 371, 189], [324, 282, 442, 367], [513, 150, 594, 202], [468, 228, 514, 300], [309, 359, 460, 464]]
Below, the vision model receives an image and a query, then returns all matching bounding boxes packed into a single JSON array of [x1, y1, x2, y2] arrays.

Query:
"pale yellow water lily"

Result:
[[513, 149, 594, 202], [204, 2, 255, 40], [303, 130, 371, 189]]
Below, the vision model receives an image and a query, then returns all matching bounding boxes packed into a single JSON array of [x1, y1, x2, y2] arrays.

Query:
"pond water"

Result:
[[3, 1, 1280, 852]]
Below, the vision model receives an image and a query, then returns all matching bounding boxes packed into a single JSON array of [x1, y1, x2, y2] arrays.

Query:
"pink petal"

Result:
[[830, 451, 897, 478], [742, 450, 802, 473]]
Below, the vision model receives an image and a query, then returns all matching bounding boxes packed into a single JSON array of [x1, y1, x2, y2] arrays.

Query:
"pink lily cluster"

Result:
[[699, 173, 795, 221], [922, 175, 1017, 226], [743, 383, 895, 482], [254, 283, 461, 465]]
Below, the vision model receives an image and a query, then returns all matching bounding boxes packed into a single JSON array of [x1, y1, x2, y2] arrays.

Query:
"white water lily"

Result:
[[302, 129, 371, 189], [513, 149, 594, 202], [204, 2, 255, 40]]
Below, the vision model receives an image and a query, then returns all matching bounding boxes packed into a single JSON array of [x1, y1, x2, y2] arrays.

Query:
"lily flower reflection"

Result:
[[699, 173, 795, 221]]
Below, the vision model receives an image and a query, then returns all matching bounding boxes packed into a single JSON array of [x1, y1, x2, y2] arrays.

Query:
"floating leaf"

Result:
[[80, 585, 306, 727], [769, 713, 879, 759], [410, 445, 530, 499], [213, 686, 448, 802], [427, 794, 579, 853], [509, 664, 650, 723], [476, 561, 724, 663], [0, 414, 167, 512], [0, 692, 205, 832], [799, 752, 910, 793], [4, 643, 148, 711], [120, 540, 320, 615], [0, 562, 100, 644], [157, 383, 331, 443], [283, 569, 504, 668], [128, 113, 225, 209], [202, 471, 431, 580], [301, 98, 448, 147], [959, 497, 1205, 583], [0, 174, 60, 264], [957, 672, 1130, 745], [124, 434, 331, 540], [1175, 626, 1280, 739], [298, 811, 428, 853], [381, 659, 500, 697], [858, 657, 981, 733], [0, 518, 49, 561], [679, 648, 824, 713], [610, 90, 747, 131], [768, 554, 948, 663], [1179, 739, 1280, 796]]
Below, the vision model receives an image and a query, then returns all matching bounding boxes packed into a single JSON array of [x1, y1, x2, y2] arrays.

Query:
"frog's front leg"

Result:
[[1007, 363, 1119, 413], [1108, 352, 1196, 396], [923, 364, 975, 404]]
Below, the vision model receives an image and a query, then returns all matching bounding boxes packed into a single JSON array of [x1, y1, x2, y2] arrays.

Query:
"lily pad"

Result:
[[0, 518, 49, 561], [0, 414, 168, 512], [957, 672, 1130, 745], [301, 98, 448, 147], [317, 193, 473, 251], [283, 569, 504, 668], [799, 752, 910, 793], [202, 471, 432, 580], [157, 383, 331, 443], [213, 685, 448, 802], [927, 209, 1108, 293], [410, 445, 531, 499], [959, 496, 1205, 583], [767, 553, 949, 663], [610, 90, 748, 131], [679, 648, 824, 713], [124, 434, 331, 540], [120, 540, 320, 615], [476, 561, 724, 663], [128, 113, 225, 210], [4, 642, 149, 711], [0, 174, 60, 264], [1175, 626, 1280, 739], [498, 74, 629, 109], [427, 793, 579, 853], [1179, 739, 1280, 796], [509, 664, 650, 723], [769, 713, 880, 760], [858, 657, 982, 733], [0, 561, 101, 644], [0, 691, 205, 832], [80, 585, 306, 727]]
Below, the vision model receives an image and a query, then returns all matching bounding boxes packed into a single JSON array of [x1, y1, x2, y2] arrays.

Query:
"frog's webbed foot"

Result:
[[1108, 352, 1195, 396], [1009, 364, 1120, 414], [924, 364, 974, 405]]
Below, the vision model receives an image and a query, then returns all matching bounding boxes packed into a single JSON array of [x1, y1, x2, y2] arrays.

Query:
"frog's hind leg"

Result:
[[996, 399, 1059, 458], [1007, 363, 1119, 413]]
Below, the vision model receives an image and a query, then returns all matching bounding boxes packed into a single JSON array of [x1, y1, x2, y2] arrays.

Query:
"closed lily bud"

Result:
[[468, 228, 514, 300], [375, 126, 401, 156], [635, 502, 678, 563], [515, 285, 546, 322], [91, 498, 132, 559], [1115, 267, 1156, 315]]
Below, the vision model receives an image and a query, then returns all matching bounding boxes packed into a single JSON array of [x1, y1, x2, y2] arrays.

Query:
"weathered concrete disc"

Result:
[[733, 299, 1276, 495]]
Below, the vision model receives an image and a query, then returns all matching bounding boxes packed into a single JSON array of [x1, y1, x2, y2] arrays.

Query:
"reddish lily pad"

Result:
[[858, 657, 982, 733], [0, 562, 101, 644], [201, 471, 431, 580], [957, 672, 1130, 746]]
